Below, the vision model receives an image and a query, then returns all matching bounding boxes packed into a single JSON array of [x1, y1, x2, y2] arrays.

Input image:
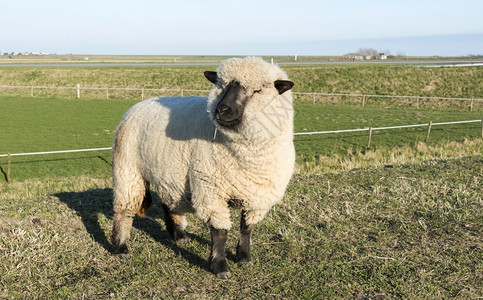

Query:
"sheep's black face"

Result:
[[214, 81, 247, 128], [204, 70, 294, 131]]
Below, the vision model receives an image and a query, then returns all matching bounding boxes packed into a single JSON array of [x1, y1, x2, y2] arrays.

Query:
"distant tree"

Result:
[[358, 47, 378, 56], [380, 49, 392, 56]]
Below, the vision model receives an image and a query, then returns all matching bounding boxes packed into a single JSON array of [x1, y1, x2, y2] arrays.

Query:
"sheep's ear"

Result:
[[274, 80, 294, 94], [204, 71, 218, 84]]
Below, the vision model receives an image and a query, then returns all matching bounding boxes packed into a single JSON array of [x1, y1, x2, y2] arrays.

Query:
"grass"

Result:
[[293, 101, 482, 159], [287, 64, 483, 99], [0, 156, 481, 298], [1, 96, 481, 181], [1, 64, 482, 100], [0, 62, 481, 298]]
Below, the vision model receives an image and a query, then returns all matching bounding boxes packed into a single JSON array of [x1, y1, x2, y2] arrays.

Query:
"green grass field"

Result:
[[0, 96, 481, 181], [0, 62, 482, 298], [1, 64, 482, 99]]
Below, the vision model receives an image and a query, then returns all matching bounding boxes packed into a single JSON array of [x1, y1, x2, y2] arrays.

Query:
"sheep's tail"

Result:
[[137, 183, 152, 217]]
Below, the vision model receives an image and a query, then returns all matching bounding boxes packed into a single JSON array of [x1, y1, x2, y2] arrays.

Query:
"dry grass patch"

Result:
[[1, 154, 481, 298], [296, 138, 483, 174]]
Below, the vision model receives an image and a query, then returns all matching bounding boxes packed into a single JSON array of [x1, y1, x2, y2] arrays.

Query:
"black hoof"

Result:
[[210, 259, 231, 279], [237, 259, 252, 267], [113, 243, 129, 256], [173, 229, 188, 244], [216, 271, 231, 279], [118, 253, 131, 260], [236, 247, 251, 267]]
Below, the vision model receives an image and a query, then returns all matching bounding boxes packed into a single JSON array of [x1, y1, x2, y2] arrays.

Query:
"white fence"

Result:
[[1, 84, 482, 110], [1, 119, 482, 182], [293, 119, 482, 136], [1, 119, 481, 159], [1, 84, 482, 181]]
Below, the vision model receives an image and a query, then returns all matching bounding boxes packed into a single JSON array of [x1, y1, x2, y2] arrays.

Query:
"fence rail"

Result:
[[0, 147, 112, 158], [2, 119, 481, 158], [1, 84, 482, 109], [293, 119, 483, 135], [1, 119, 482, 182]]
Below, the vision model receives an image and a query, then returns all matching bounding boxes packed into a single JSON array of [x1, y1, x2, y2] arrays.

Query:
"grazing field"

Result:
[[0, 96, 481, 181], [0, 62, 482, 298], [1, 64, 482, 100], [0, 156, 481, 298]]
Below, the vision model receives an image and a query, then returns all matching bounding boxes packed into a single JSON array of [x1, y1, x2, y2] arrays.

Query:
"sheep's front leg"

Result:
[[236, 210, 253, 266], [209, 226, 231, 279]]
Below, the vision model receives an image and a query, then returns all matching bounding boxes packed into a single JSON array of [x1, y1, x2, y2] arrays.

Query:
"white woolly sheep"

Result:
[[111, 57, 295, 279]]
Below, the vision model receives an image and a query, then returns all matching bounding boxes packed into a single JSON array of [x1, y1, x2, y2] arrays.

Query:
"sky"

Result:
[[1, 0, 482, 56]]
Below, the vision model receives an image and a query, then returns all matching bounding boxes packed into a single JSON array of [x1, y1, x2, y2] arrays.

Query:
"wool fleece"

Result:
[[112, 57, 295, 233]]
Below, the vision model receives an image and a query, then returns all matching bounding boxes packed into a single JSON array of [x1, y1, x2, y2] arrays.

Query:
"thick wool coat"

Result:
[[112, 57, 295, 230]]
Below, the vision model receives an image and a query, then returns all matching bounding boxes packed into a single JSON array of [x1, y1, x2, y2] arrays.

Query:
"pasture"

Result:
[[0, 62, 482, 298], [0, 96, 482, 181], [1, 157, 481, 298]]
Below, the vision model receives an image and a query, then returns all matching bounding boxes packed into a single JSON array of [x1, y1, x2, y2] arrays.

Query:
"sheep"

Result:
[[111, 57, 295, 279]]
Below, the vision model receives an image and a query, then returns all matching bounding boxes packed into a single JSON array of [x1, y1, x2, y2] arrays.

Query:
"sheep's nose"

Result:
[[216, 104, 234, 119], [215, 103, 241, 127], [217, 104, 232, 115]]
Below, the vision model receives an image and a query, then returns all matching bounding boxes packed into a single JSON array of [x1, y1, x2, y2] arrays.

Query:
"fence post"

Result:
[[7, 153, 11, 183], [181, 89, 184, 97], [426, 121, 432, 143], [417, 96, 420, 109], [367, 127, 373, 149], [362, 95, 366, 107], [106, 88, 109, 99], [470, 99, 474, 112], [76, 84, 80, 99], [30, 86, 34, 97], [142, 88, 144, 100]]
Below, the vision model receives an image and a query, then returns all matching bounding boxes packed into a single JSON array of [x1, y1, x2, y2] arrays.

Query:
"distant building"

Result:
[[341, 52, 389, 60], [342, 53, 364, 60], [1, 51, 48, 56], [376, 53, 387, 60]]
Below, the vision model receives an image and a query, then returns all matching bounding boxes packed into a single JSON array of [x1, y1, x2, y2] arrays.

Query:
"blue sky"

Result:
[[1, 0, 482, 56]]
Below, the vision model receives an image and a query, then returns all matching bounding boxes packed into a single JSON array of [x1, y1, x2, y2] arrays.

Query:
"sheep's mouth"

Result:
[[215, 111, 242, 128]]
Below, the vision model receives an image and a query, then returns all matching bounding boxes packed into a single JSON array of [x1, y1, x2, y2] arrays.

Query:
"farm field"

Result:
[[0, 156, 481, 298], [0, 62, 482, 298], [0, 96, 481, 181], [1, 64, 482, 100]]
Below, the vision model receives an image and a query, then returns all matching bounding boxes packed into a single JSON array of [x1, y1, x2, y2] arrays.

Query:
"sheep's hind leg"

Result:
[[111, 211, 135, 259], [111, 177, 146, 259], [236, 210, 253, 266], [209, 226, 231, 279], [161, 203, 188, 243]]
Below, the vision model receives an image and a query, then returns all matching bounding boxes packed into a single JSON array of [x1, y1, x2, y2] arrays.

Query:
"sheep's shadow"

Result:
[[54, 188, 211, 272]]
